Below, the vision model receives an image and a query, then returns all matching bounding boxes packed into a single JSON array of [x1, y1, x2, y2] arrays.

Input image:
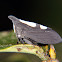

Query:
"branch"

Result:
[[0, 44, 49, 61], [0, 44, 59, 62]]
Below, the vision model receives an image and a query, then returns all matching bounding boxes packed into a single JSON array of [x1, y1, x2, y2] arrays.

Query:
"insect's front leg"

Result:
[[17, 38, 25, 44]]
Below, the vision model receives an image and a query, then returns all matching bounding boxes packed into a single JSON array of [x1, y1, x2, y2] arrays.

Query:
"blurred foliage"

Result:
[[0, 53, 41, 62], [0, 30, 17, 49]]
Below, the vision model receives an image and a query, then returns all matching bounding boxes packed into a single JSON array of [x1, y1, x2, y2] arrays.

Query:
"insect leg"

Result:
[[24, 37, 37, 45], [17, 38, 25, 44], [23, 39, 33, 44]]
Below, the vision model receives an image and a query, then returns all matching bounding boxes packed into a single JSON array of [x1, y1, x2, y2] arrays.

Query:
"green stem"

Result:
[[0, 44, 49, 61]]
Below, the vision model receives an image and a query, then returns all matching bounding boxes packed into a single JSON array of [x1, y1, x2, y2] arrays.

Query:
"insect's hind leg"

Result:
[[23, 37, 37, 45], [23, 38, 33, 44]]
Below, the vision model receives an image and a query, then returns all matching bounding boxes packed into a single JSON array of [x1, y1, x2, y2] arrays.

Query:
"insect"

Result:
[[8, 15, 62, 45]]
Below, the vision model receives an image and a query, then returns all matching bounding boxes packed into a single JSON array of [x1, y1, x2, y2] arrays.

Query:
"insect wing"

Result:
[[25, 28, 62, 44]]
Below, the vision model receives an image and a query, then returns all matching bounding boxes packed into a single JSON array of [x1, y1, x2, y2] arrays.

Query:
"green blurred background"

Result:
[[0, 0, 62, 62]]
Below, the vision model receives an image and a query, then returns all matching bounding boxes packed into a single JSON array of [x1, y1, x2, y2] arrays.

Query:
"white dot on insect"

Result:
[[18, 35, 21, 37], [13, 24, 16, 33], [19, 19, 36, 27], [40, 25, 47, 29]]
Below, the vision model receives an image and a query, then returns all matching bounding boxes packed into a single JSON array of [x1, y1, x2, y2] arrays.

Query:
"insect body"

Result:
[[8, 15, 62, 44]]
